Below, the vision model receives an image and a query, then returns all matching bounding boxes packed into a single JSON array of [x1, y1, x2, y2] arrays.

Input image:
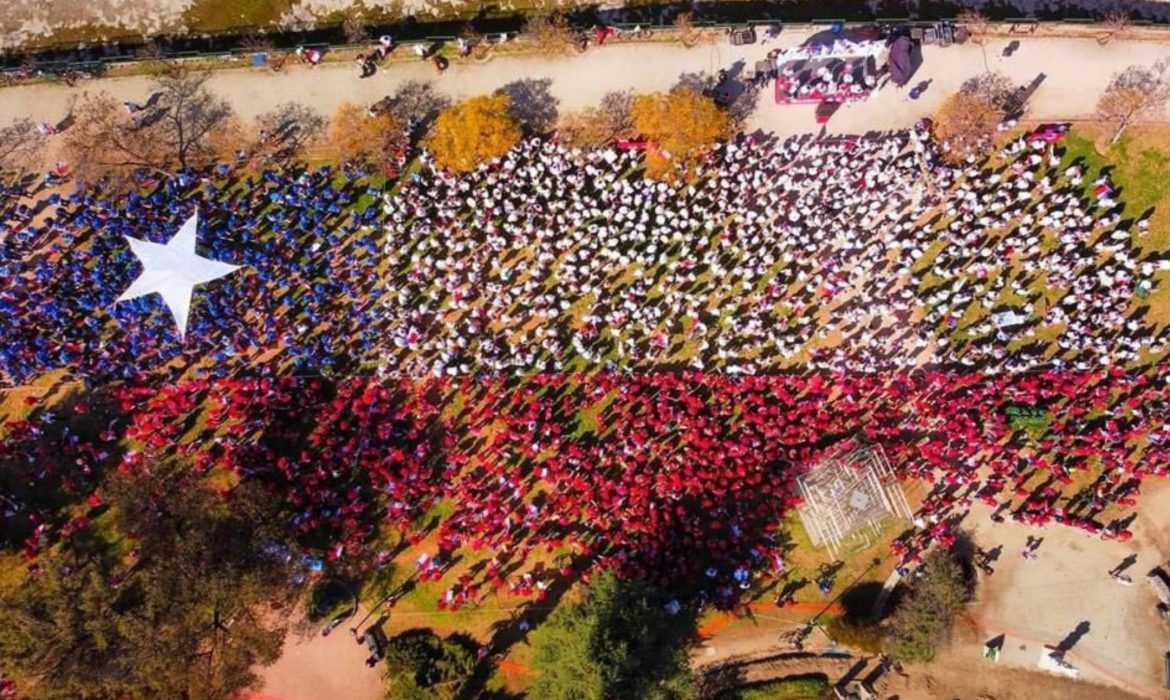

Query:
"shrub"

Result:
[[383, 629, 477, 700], [881, 548, 974, 663]]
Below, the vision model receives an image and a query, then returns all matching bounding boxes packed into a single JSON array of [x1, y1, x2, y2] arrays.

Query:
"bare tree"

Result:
[[959, 9, 991, 44], [0, 119, 47, 182], [152, 70, 236, 168], [557, 90, 636, 148], [135, 40, 166, 61], [240, 32, 275, 55], [935, 88, 1006, 163], [524, 13, 579, 54], [1097, 59, 1170, 144], [342, 13, 369, 44], [958, 10, 991, 70], [63, 70, 235, 187], [251, 102, 327, 165], [381, 80, 452, 135], [1099, 11, 1133, 45], [600, 90, 636, 137], [459, 22, 483, 47], [960, 71, 1025, 115], [673, 11, 702, 48]]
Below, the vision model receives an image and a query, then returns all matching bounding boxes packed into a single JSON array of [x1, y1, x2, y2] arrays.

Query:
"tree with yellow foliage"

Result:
[[934, 90, 1003, 163], [631, 90, 728, 179], [426, 94, 522, 173], [330, 102, 406, 169]]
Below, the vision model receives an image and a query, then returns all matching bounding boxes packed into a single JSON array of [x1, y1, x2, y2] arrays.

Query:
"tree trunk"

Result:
[[1111, 116, 1131, 145]]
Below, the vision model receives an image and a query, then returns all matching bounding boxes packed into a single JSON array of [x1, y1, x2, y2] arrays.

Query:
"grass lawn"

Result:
[[183, 0, 295, 33], [1059, 123, 1170, 246], [1043, 123, 1170, 331], [714, 675, 831, 700]]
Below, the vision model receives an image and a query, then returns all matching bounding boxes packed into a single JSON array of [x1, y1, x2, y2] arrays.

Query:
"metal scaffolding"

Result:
[[795, 444, 913, 558]]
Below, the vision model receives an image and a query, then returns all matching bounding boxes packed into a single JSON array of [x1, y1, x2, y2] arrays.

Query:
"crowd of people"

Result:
[[4, 366, 1166, 609], [0, 160, 390, 385], [774, 57, 878, 103], [375, 128, 1166, 380], [1, 125, 1165, 387], [3, 119, 1170, 607]]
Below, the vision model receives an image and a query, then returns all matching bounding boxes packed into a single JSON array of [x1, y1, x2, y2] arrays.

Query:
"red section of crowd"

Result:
[[4, 369, 1166, 605]]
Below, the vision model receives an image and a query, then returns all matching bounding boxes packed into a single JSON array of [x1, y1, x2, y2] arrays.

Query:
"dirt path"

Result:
[[697, 634, 1152, 700], [5, 33, 1170, 142], [252, 609, 383, 700], [964, 500, 1170, 699], [897, 644, 1152, 700]]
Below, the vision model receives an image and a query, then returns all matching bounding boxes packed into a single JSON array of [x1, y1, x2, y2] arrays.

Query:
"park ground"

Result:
[[8, 26, 1170, 700]]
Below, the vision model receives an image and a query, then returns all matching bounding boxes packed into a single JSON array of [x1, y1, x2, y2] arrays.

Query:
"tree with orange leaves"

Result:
[[631, 89, 727, 180], [330, 102, 406, 169], [425, 94, 522, 173]]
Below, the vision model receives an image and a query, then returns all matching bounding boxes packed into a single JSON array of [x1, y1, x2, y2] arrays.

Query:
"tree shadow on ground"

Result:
[[496, 78, 559, 134], [838, 580, 887, 622], [383, 80, 451, 133], [697, 661, 747, 699], [673, 70, 715, 95], [0, 383, 127, 553], [454, 557, 586, 700]]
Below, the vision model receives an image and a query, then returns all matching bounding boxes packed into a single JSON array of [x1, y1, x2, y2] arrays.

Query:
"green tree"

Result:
[[383, 629, 477, 700], [531, 570, 697, 700], [0, 470, 292, 700], [881, 548, 974, 663]]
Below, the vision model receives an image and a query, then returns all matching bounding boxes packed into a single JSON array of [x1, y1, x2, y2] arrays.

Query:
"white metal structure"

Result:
[[795, 444, 913, 558]]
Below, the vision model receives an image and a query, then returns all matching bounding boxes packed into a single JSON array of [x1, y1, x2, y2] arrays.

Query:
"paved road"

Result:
[[2, 32, 1170, 139]]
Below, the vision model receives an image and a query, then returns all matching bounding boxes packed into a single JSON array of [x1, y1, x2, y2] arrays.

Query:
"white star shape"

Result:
[[116, 212, 242, 340]]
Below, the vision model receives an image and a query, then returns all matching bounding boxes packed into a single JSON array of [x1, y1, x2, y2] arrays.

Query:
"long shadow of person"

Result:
[[1055, 620, 1091, 653]]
